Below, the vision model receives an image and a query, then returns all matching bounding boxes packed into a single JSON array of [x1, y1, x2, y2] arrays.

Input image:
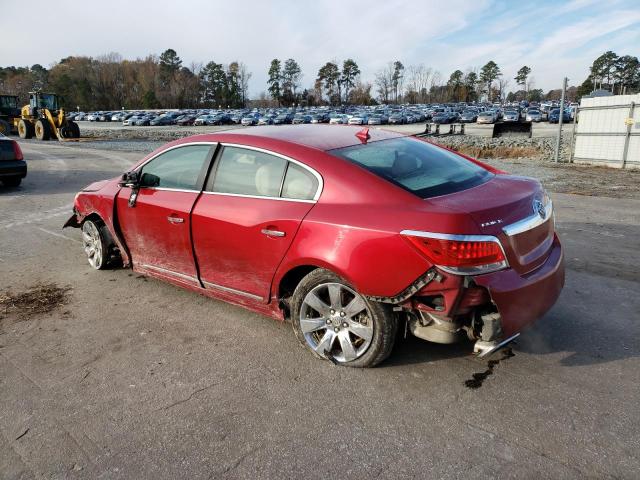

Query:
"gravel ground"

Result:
[[1, 141, 638, 479]]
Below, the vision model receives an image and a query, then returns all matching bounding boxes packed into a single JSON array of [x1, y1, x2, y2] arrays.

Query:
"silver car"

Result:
[[477, 111, 497, 124], [503, 110, 520, 122], [526, 109, 543, 122]]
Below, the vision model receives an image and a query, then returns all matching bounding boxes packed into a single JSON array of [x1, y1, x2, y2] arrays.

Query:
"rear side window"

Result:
[[331, 137, 492, 198], [282, 163, 318, 200], [210, 146, 287, 197], [139, 145, 212, 190]]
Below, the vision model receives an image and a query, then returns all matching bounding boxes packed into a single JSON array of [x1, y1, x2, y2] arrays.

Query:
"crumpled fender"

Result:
[[63, 177, 132, 267]]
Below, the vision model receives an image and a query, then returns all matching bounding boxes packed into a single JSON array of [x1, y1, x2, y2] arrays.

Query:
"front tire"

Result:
[[35, 120, 50, 141], [291, 269, 397, 367], [81, 220, 113, 270], [68, 121, 80, 138]]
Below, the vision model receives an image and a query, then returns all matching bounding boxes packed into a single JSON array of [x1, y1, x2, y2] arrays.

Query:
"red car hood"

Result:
[[82, 178, 117, 192]]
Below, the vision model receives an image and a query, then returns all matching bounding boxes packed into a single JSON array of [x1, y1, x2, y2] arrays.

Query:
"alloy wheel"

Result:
[[82, 221, 103, 269], [299, 282, 374, 363]]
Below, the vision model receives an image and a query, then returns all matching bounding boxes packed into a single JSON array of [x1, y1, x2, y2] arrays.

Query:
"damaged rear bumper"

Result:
[[473, 234, 565, 337]]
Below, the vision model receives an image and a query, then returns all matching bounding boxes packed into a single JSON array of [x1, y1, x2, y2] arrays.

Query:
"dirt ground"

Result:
[[483, 156, 640, 199], [0, 140, 639, 479]]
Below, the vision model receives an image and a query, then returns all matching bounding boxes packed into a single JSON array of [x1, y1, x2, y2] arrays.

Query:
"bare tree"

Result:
[[497, 78, 510, 102], [237, 62, 252, 107]]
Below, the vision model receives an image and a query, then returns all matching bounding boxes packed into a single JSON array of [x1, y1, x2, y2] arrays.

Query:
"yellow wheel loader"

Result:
[[15, 92, 80, 141]]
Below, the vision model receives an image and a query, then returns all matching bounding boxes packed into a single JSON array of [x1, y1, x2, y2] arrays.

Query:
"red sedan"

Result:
[[64, 125, 564, 367]]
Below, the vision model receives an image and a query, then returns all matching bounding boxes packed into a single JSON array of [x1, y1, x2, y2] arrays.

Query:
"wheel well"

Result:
[[83, 213, 105, 226], [277, 265, 319, 317]]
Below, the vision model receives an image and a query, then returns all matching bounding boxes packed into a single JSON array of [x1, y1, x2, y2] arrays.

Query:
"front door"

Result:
[[191, 145, 321, 301], [116, 143, 214, 286]]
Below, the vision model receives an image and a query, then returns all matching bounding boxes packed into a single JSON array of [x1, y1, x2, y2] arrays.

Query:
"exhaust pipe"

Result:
[[474, 333, 520, 358]]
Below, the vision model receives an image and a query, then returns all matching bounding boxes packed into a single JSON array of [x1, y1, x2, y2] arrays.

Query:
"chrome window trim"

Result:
[[216, 142, 324, 201], [134, 141, 218, 172], [143, 186, 200, 194], [202, 280, 263, 301], [502, 201, 553, 237], [201, 191, 315, 204], [399, 230, 509, 275]]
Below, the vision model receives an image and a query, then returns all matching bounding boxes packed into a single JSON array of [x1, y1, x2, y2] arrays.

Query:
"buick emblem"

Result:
[[533, 199, 546, 219]]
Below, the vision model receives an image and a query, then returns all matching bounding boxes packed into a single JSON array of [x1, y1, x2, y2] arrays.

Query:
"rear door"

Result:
[[116, 143, 215, 286], [191, 145, 321, 301]]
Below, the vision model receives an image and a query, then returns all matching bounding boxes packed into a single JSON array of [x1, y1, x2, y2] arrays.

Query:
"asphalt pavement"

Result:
[[0, 140, 638, 479]]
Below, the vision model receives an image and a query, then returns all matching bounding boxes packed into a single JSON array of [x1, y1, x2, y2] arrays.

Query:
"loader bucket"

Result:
[[492, 122, 532, 138]]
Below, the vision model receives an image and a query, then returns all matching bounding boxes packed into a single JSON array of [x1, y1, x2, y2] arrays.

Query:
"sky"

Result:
[[1, 0, 639, 97]]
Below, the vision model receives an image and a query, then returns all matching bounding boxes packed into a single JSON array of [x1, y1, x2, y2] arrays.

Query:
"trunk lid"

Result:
[[426, 175, 555, 275]]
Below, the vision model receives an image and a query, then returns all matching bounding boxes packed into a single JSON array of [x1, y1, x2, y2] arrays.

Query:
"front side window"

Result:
[[139, 145, 212, 190], [331, 137, 492, 199]]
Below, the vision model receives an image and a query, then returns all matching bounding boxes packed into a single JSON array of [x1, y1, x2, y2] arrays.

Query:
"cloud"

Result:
[[0, 0, 638, 96]]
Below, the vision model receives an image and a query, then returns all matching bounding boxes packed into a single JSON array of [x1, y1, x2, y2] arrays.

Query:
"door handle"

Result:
[[167, 215, 184, 224], [261, 228, 285, 238]]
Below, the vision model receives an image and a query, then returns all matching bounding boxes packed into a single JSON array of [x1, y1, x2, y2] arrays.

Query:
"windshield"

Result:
[[331, 137, 493, 198], [37, 94, 59, 110]]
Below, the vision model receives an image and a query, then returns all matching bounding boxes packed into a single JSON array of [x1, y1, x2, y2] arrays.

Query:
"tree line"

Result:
[[2, 49, 638, 110], [0, 49, 251, 110]]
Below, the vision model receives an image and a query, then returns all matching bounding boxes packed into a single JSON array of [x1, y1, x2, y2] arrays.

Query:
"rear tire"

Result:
[[18, 120, 34, 139], [35, 120, 50, 141], [291, 269, 397, 367], [2, 177, 22, 187]]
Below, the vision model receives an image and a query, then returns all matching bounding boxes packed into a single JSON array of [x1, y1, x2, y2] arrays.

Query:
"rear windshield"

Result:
[[331, 137, 492, 198]]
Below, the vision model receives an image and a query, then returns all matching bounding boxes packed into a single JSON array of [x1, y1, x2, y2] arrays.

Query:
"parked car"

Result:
[[432, 112, 458, 124], [525, 109, 543, 122], [273, 114, 293, 125], [348, 113, 369, 125], [123, 115, 141, 126], [292, 114, 312, 124], [502, 110, 520, 122], [548, 109, 571, 124], [258, 115, 275, 126], [459, 110, 478, 123], [180, 115, 198, 126], [329, 114, 349, 125], [0, 134, 26, 187], [388, 113, 407, 125], [367, 114, 388, 125], [150, 115, 176, 126], [64, 125, 564, 367], [241, 114, 260, 126], [477, 111, 497, 124], [135, 115, 155, 126]]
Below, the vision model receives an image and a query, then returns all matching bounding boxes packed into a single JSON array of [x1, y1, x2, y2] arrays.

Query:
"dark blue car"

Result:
[[548, 108, 572, 123]]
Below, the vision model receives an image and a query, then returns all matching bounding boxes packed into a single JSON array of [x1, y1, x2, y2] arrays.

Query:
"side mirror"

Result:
[[119, 170, 140, 188], [139, 172, 160, 188]]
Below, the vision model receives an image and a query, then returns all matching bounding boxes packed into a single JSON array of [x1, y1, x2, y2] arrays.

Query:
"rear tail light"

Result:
[[12, 141, 24, 161], [401, 231, 508, 275]]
